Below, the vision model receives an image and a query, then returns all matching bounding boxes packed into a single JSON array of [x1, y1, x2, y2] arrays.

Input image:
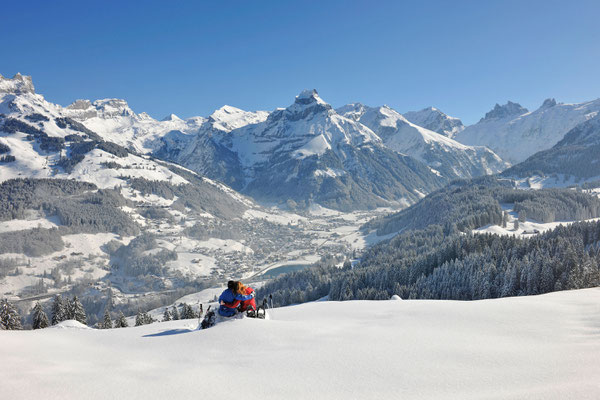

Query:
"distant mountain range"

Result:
[[158, 90, 457, 210], [0, 73, 251, 220], [336, 103, 506, 181], [456, 98, 600, 164], [3, 73, 600, 210], [503, 113, 600, 180]]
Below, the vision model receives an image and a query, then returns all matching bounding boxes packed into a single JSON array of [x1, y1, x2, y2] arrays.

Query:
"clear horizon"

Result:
[[2, 0, 599, 124]]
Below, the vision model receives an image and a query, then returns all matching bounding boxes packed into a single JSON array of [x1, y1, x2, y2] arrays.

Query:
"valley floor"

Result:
[[2, 288, 600, 399]]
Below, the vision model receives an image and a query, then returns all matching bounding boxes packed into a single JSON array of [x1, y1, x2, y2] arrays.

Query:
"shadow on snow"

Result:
[[143, 328, 197, 337]]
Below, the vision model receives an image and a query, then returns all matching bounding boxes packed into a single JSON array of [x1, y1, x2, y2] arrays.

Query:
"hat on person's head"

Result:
[[227, 280, 235, 290]]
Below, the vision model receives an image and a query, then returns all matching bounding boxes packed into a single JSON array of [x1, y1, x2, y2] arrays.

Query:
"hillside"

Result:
[[2, 288, 599, 399]]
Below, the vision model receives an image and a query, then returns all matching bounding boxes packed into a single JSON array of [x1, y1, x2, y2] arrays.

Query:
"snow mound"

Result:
[[51, 320, 91, 330], [390, 294, 402, 300]]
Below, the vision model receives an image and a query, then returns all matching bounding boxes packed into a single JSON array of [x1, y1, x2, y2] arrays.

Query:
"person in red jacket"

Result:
[[235, 281, 256, 313], [218, 280, 254, 317]]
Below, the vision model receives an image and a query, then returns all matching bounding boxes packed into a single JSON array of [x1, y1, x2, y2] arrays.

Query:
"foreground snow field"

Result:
[[2, 289, 600, 400]]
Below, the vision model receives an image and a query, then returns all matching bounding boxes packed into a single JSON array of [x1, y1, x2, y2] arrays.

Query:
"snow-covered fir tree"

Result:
[[181, 303, 197, 319], [114, 311, 128, 328], [135, 311, 154, 326], [135, 311, 144, 326], [69, 295, 87, 325], [51, 295, 67, 325], [162, 309, 171, 322], [100, 309, 112, 329], [32, 302, 49, 329], [171, 305, 180, 320], [0, 298, 22, 330]]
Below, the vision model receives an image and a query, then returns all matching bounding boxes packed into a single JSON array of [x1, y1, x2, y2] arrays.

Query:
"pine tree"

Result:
[[101, 309, 112, 329], [171, 305, 180, 320], [143, 312, 154, 325], [502, 211, 508, 228], [69, 296, 87, 325], [64, 297, 74, 320], [162, 309, 171, 322], [513, 220, 519, 230], [32, 301, 49, 329], [115, 311, 128, 328], [518, 210, 527, 223], [135, 310, 154, 326], [181, 303, 196, 319], [0, 298, 22, 330], [51, 295, 67, 325], [135, 310, 144, 326]]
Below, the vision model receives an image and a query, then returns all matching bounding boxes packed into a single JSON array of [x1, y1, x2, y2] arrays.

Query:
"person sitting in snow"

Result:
[[218, 280, 255, 317], [234, 281, 257, 316]]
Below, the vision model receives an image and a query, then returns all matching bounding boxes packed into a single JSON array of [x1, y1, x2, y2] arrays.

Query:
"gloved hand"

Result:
[[250, 292, 255, 298]]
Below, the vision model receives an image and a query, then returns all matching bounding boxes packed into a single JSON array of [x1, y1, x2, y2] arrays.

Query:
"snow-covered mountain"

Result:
[[504, 113, 600, 180], [154, 105, 269, 190], [158, 90, 446, 210], [403, 106, 464, 138], [0, 75, 392, 320], [337, 103, 507, 180], [62, 98, 207, 154], [0, 73, 271, 305], [0, 74, 247, 205], [456, 98, 600, 163]]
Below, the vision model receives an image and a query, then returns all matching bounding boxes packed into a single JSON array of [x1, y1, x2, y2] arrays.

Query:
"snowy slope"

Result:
[[2, 288, 599, 399], [403, 106, 464, 138], [337, 103, 508, 179], [456, 98, 600, 163]]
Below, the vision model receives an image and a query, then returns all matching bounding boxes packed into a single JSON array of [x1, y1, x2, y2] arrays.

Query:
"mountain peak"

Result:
[[481, 101, 528, 121], [540, 98, 557, 109], [208, 105, 268, 132], [403, 106, 464, 138], [281, 89, 332, 120], [162, 113, 182, 122], [295, 89, 322, 103], [67, 99, 93, 110], [0, 73, 35, 94], [336, 103, 369, 121], [86, 98, 137, 119]]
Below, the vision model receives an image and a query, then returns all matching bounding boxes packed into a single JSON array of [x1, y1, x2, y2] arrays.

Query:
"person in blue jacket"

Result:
[[218, 280, 255, 317]]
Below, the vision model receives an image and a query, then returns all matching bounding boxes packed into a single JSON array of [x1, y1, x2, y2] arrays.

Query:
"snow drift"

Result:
[[1, 288, 599, 399]]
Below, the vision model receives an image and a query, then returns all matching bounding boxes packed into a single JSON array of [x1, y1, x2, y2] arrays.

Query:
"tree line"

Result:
[[257, 220, 600, 307]]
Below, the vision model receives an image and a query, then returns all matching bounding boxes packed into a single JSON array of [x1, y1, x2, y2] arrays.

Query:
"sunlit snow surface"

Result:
[[2, 288, 600, 399]]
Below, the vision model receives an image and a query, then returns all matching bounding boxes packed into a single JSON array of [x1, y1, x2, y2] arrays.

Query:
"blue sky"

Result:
[[2, 0, 599, 124]]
